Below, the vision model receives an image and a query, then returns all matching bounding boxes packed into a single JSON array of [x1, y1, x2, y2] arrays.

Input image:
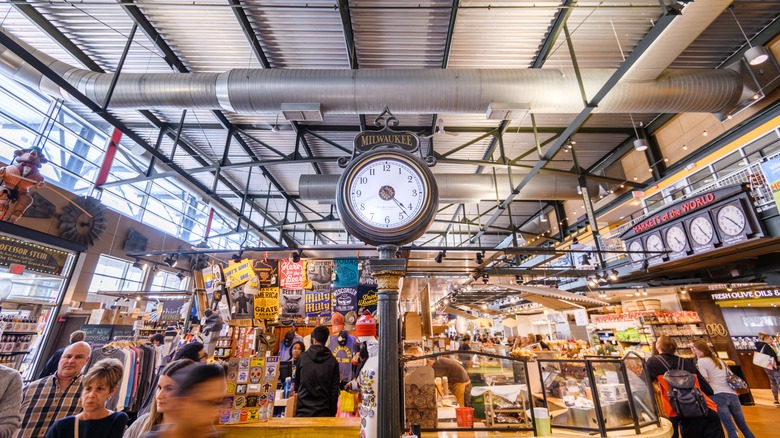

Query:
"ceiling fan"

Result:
[[420, 118, 459, 138]]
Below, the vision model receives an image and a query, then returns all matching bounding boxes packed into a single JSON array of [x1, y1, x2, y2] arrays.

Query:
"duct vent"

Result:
[[486, 102, 530, 120], [281, 103, 323, 121]]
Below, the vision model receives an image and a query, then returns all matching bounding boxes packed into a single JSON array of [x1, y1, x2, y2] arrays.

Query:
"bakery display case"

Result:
[[536, 352, 659, 436]]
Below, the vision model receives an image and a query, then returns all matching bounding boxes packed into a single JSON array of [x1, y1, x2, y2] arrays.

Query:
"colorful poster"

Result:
[[279, 258, 304, 289], [305, 290, 331, 319], [253, 287, 279, 319], [333, 258, 359, 287], [761, 154, 780, 215], [253, 259, 278, 287], [359, 261, 378, 287], [230, 283, 256, 319], [357, 284, 378, 314], [223, 259, 255, 287], [303, 260, 332, 290], [332, 286, 358, 314], [280, 289, 305, 319]]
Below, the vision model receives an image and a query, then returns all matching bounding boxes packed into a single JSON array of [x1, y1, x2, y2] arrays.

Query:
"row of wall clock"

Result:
[[625, 195, 762, 269]]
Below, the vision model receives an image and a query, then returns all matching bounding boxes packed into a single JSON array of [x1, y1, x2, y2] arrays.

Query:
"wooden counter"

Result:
[[219, 417, 359, 438]]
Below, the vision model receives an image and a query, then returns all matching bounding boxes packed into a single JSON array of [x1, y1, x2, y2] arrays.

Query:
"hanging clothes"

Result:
[[327, 331, 358, 383]]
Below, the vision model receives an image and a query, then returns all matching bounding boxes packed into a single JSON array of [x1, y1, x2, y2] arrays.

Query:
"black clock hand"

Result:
[[725, 216, 741, 228], [695, 224, 706, 236], [392, 198, 408, 214], [674, 237, 683, 246]]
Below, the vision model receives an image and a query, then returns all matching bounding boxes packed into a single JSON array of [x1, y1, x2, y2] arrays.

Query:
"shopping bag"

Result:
[[339, 390, 355, 413], [724, 361, 750, 395], [754, 350, 774, 369]]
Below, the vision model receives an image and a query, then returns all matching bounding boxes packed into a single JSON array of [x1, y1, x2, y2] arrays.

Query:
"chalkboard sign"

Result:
[[80, 324, 114, 348], [112, 325, 135, 340]]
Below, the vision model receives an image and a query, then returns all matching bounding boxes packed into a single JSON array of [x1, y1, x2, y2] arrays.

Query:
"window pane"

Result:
[[689, 168, 716, 191], [713, 154, 746, 178]]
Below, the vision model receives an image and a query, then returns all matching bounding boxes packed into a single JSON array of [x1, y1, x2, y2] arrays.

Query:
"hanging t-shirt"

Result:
[[327, 333, 357, 383]]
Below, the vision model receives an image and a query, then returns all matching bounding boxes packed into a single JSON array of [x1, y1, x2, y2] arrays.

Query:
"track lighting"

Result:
[[588, 276, 598, 288], [726, 284, 733, 292], [232, 252, 243, 263], [608, 270, 618, 281], [434, 251, 445, 264], [597, 275, 608, 285], [475, 251, 484, 265], [291, 251, 301, 263], [176, 272, 185, 281], [132, 258, 142, 269], [481, 273, 489, 284], [163, 255, 176, 268]]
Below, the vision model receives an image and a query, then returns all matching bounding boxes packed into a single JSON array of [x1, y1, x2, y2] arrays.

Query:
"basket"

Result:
[[456, 407, 474, 427]]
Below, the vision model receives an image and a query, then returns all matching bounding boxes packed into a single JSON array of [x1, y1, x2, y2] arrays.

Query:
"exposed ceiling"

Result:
[[1, 0, 779, 283]]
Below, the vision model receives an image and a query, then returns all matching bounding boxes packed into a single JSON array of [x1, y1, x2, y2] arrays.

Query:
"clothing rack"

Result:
[[87, 341, 163, 414]]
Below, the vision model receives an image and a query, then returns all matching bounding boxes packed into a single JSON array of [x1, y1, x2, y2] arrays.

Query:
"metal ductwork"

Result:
[[299, 173, 600, 202], [0, 27, 746, 115]]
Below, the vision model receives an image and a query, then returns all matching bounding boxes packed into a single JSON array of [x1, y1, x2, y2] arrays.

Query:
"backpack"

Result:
[[656, 356, 708, 418]]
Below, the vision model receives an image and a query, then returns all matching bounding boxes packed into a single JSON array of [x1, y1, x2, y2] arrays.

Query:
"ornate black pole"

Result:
[[370, 244, 406, 438]]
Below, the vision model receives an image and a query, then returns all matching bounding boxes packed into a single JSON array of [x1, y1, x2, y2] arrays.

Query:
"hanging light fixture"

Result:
[[630, 113, 648, 151], [538, 200, 548, 223], [270, 114, 281, 132], [434, 251, 446, 263], [729, 7, 769, 66]]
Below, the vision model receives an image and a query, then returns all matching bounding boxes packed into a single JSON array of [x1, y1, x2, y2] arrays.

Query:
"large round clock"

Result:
[[665, 224, 687, 254], [690, 215, 714, 245], [716, 204, 746, 236], [336, 149, 438, 246], [628, 240, 644, 262]]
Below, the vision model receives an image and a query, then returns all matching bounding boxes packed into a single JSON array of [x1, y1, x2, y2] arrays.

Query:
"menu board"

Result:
[[80, 324, 114, 348]]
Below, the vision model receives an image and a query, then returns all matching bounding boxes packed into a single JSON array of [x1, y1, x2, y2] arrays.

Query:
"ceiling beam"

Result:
[[470, 5, 681, 243], [228, 0, 271, 69], [337, 0, 358, 69], [531, 0, 574, 68]]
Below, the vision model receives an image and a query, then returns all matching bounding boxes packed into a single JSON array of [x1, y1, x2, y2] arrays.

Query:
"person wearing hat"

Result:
[[347, 311, 379, 438], [278, 329, 303, 362]]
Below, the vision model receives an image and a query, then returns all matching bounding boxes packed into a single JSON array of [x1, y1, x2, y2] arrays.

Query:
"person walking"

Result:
[[755, 332, 780, 406], [18, 341, 91, 438], [123, 359, 194, 438], [293, 325, 340, 417], [692, 340, 755, 438], [646, 336, 723, 438], [0, 366, 23, 438], [38, 331, 86, 379], [44, 358, 127, 438]]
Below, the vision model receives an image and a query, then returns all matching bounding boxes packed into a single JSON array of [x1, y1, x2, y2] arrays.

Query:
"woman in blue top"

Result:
[[45, 358, 128, 438]]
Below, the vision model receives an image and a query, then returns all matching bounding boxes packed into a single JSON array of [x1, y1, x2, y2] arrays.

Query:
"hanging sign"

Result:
[[332, 286, 358, 314], [224, 259, 255, 287], [279, 259, 304, 289], [305, 290, 331, 319], [280, 289, 305, 319], [333, 259, 359, 288], [0, 236, 69, 275], [230, 284, 256, 319], [761, 154, 780, 215], [253, 287, 279, 319], [357, 285, 378, 314], [303, 260, 332, 290], [253, 259, 278, 288]]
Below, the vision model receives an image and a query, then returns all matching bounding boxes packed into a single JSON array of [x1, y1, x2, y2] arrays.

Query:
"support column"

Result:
[[369, 244, 407, 438]]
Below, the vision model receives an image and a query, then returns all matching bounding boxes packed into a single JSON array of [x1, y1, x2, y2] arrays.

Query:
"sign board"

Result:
[[0, 236, 70, 275], [80, 324, 114, 348], [711, 289, 780, 301], [573, 309, 589, 326], [112, 325, 135, 340], [761, 154, 780, 215]]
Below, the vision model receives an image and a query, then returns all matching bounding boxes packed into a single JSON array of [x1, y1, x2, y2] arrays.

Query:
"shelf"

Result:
[[0, 331, 38, 335], [493, 408, 526, 412], [646, 322, 702, 326], [617, 340, 644, 344], [0, 351, 30, 356]]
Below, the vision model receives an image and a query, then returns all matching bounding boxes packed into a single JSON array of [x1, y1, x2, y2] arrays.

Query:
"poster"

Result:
[[303, 260, 332, 290], [305, 290, 331, 319], [223, 259, 255, 288], [359, 261, 378, 287], [280, 289, 305, 319], [357, 284, 378, 314], [279, 259, 304, 289], [230, 283, 256, 319], [332, 286, 358, 314], [253, 259, 278, 287], [253, 287, 279, 320], [761, 154, 780, 215], [570, 244, 596, 270], [333, 259, 359, 288], [160, 299, 188, 322]]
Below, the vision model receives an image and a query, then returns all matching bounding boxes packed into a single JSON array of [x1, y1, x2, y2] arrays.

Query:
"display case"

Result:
[[639, 311, 713, 358], [536, 352, 659, 436]]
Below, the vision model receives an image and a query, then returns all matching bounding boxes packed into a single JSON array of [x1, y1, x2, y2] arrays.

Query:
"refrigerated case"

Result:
[[0, 230, 81, 379]]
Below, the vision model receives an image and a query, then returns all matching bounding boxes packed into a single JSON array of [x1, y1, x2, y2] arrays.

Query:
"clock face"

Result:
[[336, 149, 438, 246], [689, 215, 715, 245], [628, 240, 644, 262], [346, 157, 428, 229], [645, 234, 664, 258], [665, 225, 687, 253], [716, 204, 746, 236]]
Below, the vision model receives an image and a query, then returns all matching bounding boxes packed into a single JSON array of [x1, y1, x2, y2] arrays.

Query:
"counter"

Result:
[[219, 417, 359, 438]]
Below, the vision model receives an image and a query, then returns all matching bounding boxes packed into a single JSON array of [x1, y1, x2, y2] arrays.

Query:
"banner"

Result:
[[333, 259, 359, 287], [303, 260, 331, 290], [761, 154, 780, 215], [223, 259, 255, 287], [359, 261, 378, 287], [253, 259, 278, 287], [253, 287, 279, 319], [0, 236, 70, 275], [280, 289, 305, 319], [357, 284, 378, 314], [230, 284, 256, 319], [305, 290, 331, 319], [160, 299, 188, 322], [332, 286, 358, 314], [279, 259, 304, 289]]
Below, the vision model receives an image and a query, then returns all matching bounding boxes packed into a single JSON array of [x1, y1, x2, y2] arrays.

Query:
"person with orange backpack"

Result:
[[646, 336, 724, 438]]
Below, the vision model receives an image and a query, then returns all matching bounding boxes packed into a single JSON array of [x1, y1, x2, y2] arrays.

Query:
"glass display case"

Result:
[[536, 352, 659, 436]]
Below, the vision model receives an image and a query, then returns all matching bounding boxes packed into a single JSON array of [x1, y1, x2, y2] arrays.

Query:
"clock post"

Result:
[[369, 245, 406, 438], [335, 108, 438, 438]]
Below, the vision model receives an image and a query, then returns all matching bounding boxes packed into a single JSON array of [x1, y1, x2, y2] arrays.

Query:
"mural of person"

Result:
[[0, 147, 47, 223]]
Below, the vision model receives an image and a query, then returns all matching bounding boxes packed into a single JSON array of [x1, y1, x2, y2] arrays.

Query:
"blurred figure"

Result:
[[45, 358, 127, 438], [756, 333, 780, 406], [201, 310, 223, 357], [458, 335, 472, 367], [19, 342, 91, 438], [150, 334, 165, 348], [173, 342, 207, 363], [0, 366, 22, 437], [124, 360, 195, 438], [142, 364, 226, 438], [38, 331, 86, 379]]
